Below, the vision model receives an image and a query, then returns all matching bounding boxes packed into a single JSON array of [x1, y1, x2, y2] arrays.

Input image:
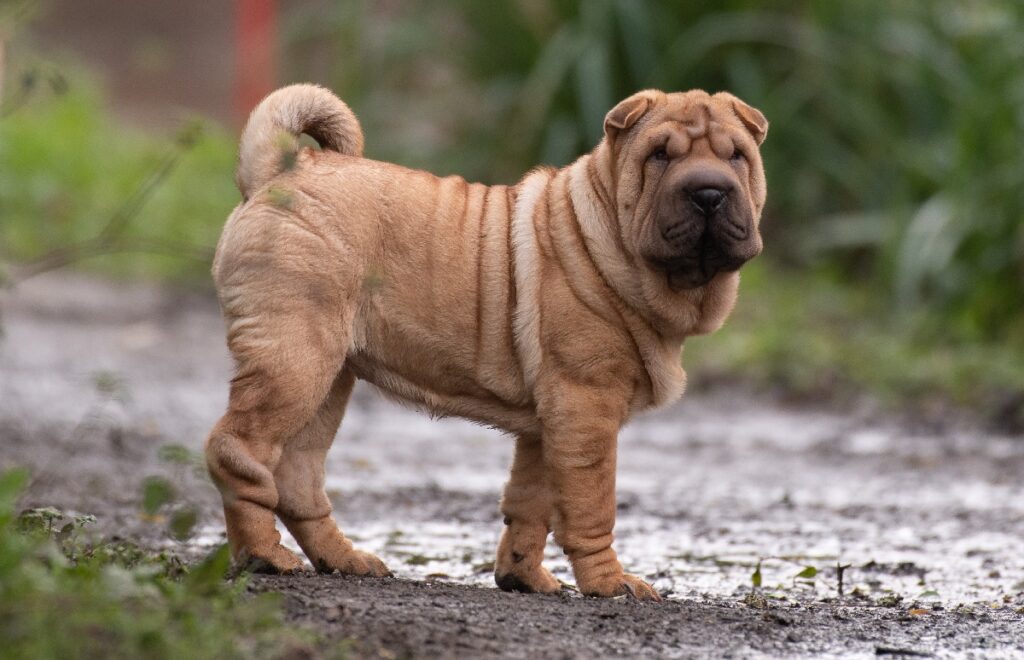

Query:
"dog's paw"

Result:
[[495, 564, 561, 595], [238, 544, 307, 575], [315, 549, 392, 577], [577, 572, 662, 602]]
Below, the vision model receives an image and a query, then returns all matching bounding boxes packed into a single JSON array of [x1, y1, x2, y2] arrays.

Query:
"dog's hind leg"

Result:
[[274, 367, 390, 576], [494, 434, 560, 594], [205, 274, 354, 573]]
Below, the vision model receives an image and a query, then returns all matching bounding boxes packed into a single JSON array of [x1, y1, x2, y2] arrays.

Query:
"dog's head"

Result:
[[602, 89, 768, 292]]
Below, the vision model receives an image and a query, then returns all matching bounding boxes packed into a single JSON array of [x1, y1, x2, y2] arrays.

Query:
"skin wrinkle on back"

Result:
[[509, 170, 551, 395], [345, 168, 533, 423], [473, 185, 488, 368]]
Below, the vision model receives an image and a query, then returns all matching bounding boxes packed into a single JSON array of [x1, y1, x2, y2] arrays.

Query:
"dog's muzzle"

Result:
[[656, 180, 760, 290]]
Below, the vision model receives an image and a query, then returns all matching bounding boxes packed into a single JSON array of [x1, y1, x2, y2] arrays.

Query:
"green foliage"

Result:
[[156, 443, 200, 467], [794, 566, 818, 580], [0, 469, 309, 659], [0, 75, 236, 282], [168, 507, 199, 542], [685, 261, 1024, 411], [141, 476, 175, 516], [142, 448, 207, 542]]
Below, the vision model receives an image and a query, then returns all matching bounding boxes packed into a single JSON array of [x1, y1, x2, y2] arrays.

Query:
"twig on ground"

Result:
[[837, 562, 851, 599]]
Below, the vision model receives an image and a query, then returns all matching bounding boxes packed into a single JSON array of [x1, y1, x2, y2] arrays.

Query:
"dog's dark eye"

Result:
[[651, 147, 669, 162], [730, 148, 745, 164]]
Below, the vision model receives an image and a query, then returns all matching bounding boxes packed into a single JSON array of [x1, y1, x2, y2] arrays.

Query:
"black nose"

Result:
[[689, 187, 727, 216]]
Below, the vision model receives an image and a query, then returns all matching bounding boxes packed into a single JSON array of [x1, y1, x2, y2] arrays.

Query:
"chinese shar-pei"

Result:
[[205, 84, 767, 601]]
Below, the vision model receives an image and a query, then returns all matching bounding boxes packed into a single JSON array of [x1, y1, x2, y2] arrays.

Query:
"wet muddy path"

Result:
[[2, 274, 1022, 657]]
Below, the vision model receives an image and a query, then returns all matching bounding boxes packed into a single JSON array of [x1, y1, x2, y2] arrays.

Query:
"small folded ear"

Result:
[[604, 90, 658, 141], [720, 93, 768, 145]]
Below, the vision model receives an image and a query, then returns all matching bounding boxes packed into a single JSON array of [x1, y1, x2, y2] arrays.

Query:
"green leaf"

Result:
[[157, 444, 197, 466], [141, 477, 175, 516], [751, 559, 762, 588], [56, 521, 75, 543], [74, 513, 97, 528], [33, 506, 63, 522], [168, 507, 198, 542], [91, 370, 124, 397], [18, 506, 64, 534], [795, 566, 818, 579], [405, 554, 436, 566], [0, 468, 30, 509], [186, 544, 232, 596]]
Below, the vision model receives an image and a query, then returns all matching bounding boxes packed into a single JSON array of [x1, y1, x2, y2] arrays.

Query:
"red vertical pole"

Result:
[[235, 0, 278, 122]]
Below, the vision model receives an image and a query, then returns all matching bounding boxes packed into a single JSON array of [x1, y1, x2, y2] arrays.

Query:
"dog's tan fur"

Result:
[[206, 84, 768, 600]]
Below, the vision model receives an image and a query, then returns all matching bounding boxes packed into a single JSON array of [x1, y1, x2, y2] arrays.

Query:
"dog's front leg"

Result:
[[495, 434, 560, 594], [542, 388, 661, 601]]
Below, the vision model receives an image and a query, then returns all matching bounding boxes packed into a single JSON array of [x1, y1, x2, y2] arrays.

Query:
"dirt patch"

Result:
[[2, 273, 1023, 657], [249, 574, 1023, 658]]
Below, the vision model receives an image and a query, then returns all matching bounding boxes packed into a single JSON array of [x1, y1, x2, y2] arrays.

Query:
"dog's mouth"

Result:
[[661, 234, 715, 291], [656, 230, 755, 292], [666, 264, 714, 291]]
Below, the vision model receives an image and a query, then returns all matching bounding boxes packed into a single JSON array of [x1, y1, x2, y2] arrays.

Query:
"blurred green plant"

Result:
[[684, 260, 1024, 423], [285, 0, 1024, 340], [0, 468, 311, 659], [0, 75, 236, 282]]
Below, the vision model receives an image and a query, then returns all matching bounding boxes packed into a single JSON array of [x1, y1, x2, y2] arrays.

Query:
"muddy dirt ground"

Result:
[[1, 273, 1023, 658]]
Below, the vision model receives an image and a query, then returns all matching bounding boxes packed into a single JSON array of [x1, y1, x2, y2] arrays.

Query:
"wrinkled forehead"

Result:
[[652, 92, 745, 153]]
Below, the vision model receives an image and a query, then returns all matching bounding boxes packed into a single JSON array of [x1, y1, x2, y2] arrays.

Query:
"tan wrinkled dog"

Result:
[[206, 84, 767, 601]]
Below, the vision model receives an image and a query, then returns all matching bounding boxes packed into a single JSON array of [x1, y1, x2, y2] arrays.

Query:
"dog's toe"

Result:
[[578, 572, 661, 602], [316, 548, 392, 577], [238, 544, 307, 575], [495, 565, 561, 594]]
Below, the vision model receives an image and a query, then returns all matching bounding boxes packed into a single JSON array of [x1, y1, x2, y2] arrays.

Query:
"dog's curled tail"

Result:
[[236, 83, 364, 199]]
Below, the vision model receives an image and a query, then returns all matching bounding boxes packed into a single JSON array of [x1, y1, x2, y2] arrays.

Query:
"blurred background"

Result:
[[1, 0, 1022, 424]]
